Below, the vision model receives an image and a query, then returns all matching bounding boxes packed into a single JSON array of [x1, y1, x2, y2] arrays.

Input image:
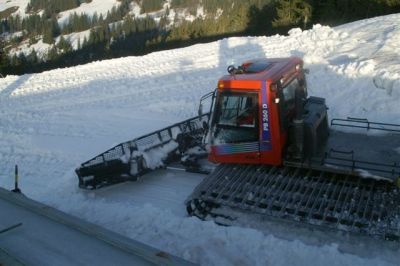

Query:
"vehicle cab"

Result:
[[208, 57, 308, 165]]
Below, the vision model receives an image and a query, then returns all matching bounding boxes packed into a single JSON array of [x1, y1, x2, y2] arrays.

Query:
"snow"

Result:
[[9, 29, 92, 57], [130, 0, 205, 25], [130, 1, 141, 17], [134, 141, 179, 169], [356, 169, 392, 182], [57, 0, 120, 26], [1, 14, 400, 265], [0, 0, 29, 17], [9, 38, 51, 59], [56, 30, 91, 50], [3, 31, 24, 41]]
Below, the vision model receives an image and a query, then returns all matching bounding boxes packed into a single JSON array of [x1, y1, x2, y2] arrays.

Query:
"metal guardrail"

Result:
[[79, 113, 209, 168], [331, 117, 400, 133], [320, 152, 400, 178], [0, 188, 195, 265], [328, 117, 400, 179]]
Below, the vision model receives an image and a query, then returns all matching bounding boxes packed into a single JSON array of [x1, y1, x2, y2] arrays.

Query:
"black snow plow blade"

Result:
[[76, 114, 209, 189], [187, 164, 400, 241]]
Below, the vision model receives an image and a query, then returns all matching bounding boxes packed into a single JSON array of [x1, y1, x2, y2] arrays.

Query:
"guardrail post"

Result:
[[12, 165, 21, 193]]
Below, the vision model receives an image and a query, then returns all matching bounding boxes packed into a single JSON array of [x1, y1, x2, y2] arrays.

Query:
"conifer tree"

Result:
[[0, 36, 9, 76], [27, 49, 39, 64], [47, 45, 59, 61], [43, 27, 55, 44], [57, 36, 72, 53], [272, 0, 312, 29]]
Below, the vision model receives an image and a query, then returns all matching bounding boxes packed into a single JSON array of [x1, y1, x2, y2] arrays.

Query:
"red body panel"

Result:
[[209, 57, 303, 166]]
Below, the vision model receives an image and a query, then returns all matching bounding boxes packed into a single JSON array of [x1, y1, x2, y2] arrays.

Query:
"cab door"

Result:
[[278, 77, 302, 133]]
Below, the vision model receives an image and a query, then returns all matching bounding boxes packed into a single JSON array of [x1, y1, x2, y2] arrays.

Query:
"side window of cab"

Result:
[[282, 78, 300, 108], [279, 78, 301, 130]]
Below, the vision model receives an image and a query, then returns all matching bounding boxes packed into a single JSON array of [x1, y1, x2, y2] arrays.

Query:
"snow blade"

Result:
[[187, 164, 400, 241], [76, 114, 209, 189]]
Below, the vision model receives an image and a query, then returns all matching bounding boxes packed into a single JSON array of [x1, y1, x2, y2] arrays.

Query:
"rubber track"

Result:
[[187, 164, 400, 241]]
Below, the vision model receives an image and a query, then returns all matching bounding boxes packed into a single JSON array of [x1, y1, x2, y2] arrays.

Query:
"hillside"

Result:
[[1, 0, 400, 75], [0, 13, 399, 265]]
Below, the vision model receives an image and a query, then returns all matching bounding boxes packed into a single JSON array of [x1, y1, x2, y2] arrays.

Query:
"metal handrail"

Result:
[[331, 117, 400, 133], [79, 113, 210, 168], [320, 151, 400, 177]]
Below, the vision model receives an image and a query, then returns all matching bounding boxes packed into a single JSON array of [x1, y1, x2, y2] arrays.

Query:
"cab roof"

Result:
[[219, 57, 303, 82]]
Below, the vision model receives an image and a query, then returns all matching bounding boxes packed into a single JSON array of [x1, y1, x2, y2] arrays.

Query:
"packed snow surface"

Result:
[[1, 14, 400, 265]]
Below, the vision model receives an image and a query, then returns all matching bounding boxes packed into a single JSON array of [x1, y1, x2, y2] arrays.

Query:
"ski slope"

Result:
[[1, 14, 400, 265]]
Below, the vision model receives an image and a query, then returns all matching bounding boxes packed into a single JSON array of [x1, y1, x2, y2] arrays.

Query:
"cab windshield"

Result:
[[211, 92, 259, 144]]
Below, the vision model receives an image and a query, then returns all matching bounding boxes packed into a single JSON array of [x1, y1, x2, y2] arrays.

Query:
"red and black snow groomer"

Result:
[[76, 57, 400, 241]]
